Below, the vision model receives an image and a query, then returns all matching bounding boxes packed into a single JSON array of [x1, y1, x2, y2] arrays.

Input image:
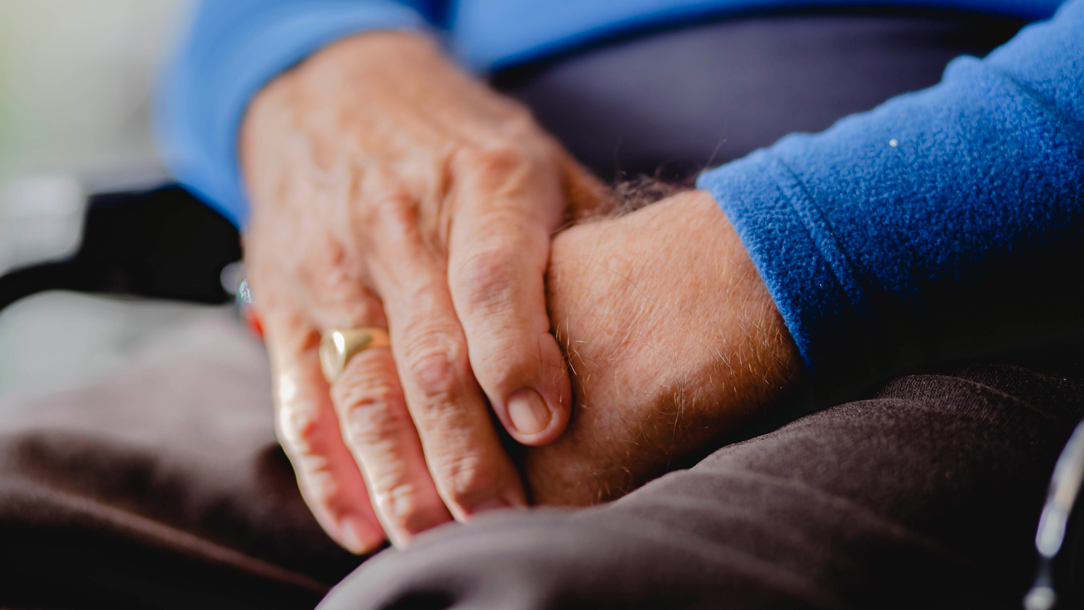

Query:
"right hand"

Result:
[[240, 32, 607, 552]]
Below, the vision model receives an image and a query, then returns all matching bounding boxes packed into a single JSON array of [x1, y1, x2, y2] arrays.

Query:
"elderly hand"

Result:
[[240, 32, 605, 552], [523, 189, 802, 505]]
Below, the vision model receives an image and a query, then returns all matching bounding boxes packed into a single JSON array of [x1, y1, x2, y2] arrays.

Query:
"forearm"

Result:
[[697, 0, 1084, 389]]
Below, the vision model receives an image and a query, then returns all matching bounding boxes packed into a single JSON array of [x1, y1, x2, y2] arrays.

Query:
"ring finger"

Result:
[[327, 332, 454, 546]]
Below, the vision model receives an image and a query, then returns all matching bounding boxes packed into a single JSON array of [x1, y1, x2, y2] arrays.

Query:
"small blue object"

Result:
[[237, 279, 252, 305]]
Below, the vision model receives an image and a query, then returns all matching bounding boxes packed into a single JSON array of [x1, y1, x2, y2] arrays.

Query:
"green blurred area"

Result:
[[0, 0, 189, 186], [0, 1, 194, 402], [0, 2, 16, 175]]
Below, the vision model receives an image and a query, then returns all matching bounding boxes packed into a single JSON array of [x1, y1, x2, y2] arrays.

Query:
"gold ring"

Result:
[[319, 327, 391, 383]]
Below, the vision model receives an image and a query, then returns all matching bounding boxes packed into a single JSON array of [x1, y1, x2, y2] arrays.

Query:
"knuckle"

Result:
[[275, 397, 321, 449], [370, 196, 418, 240], [456, 143, 531, 179], [292, 453, 340, 506], [455, 247, 519, 309], [433, 454, 500, 509], [334, 384, 404, 447], [371, 482, 442, 535], [401, 337, 467, 404], [302, 230, 348, 270], [333, 354, 398, 407]]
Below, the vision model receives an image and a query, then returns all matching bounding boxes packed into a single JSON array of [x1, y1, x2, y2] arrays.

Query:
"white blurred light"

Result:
[[0, 173, 85, 273], [0, 0, 191, 184]]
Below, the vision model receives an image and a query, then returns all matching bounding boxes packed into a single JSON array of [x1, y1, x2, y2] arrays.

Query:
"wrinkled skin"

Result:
[[241, 32, 607, 553]]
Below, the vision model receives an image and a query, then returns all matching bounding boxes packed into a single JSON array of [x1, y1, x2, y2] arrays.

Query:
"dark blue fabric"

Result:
[[493, 11, 1025, 184], [697, 0, 1084, 385], [449, 0, 1060, 68]]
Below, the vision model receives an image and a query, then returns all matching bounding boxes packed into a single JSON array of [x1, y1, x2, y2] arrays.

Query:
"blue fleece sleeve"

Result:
[[696, 0, 1084, 388], [155, 0, 444, 227]]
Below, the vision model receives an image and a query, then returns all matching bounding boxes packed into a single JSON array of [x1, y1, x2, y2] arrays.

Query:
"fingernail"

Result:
[[338, 515, 381, 555], [506, 388, 552, 436]]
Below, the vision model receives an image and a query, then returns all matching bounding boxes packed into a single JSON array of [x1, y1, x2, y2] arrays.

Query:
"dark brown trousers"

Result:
[[3, 310, 1082, 609]]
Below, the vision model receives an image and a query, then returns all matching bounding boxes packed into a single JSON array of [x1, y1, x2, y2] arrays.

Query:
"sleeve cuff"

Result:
[[696, 150, 884, 386]]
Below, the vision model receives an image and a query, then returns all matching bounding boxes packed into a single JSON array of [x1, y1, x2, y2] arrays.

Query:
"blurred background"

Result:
[[0, 0, 233, 406], [0, 0, 188, 190]]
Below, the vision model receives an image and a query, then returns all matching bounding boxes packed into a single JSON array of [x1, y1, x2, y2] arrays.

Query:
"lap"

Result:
[[0, 309, 358, 609], [321, 355, 1084, 609], [3, 306, 1081, 608]]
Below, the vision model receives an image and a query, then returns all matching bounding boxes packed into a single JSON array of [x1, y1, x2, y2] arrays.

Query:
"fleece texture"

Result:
[[5, 308, 1084, 607], [697, 0, 1084, 385]]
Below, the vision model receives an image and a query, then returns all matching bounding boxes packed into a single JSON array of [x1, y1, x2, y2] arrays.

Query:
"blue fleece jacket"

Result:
[[697, 1, 1084, 383], [156, 0, 1083, 385]]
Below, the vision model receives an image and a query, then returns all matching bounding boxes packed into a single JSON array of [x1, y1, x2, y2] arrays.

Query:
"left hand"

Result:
[[523, 189, 803, 505]]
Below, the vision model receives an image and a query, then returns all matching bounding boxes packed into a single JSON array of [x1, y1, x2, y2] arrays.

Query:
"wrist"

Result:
[[611, 190, 800, 437], [527, 189, 801, 505]]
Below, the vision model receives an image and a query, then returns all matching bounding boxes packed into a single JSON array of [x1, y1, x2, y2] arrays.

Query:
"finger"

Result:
[[265, 315, 385, 554], [368, 196, 528, 520], [444, 145, 572, 445], [329, 342, 454, 546]]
